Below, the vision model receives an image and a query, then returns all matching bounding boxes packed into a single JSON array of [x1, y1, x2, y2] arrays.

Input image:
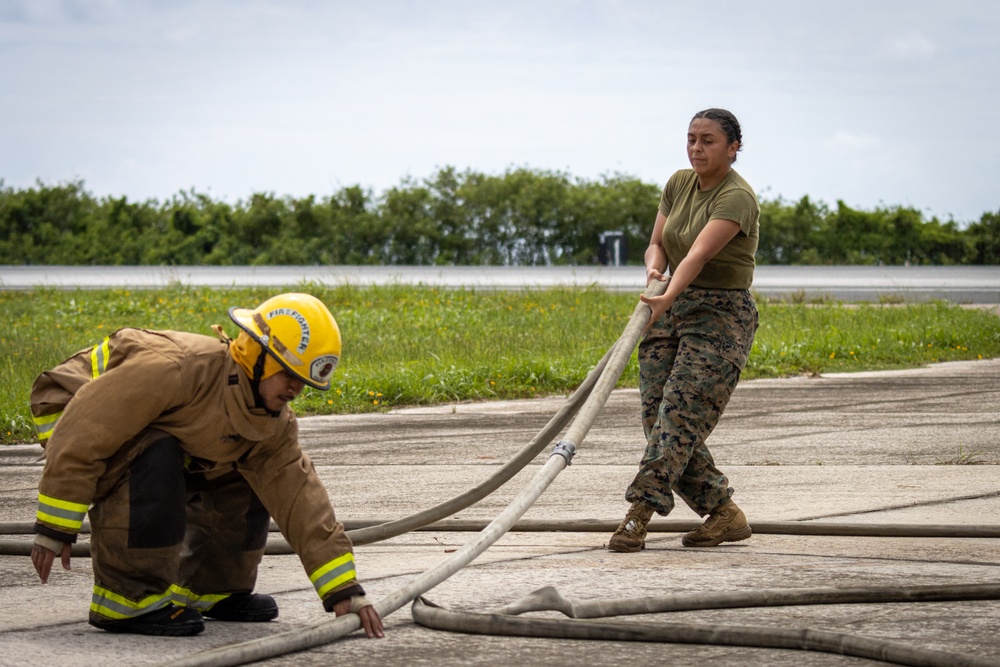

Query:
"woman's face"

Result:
[[687, 118, 738, 183]]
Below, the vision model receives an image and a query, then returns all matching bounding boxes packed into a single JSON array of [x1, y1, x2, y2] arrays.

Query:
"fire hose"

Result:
[[4, 278, 998, 666]]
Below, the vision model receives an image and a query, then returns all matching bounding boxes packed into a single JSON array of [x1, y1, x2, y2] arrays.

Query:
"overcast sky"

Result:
[[2, 0, 998, 224]]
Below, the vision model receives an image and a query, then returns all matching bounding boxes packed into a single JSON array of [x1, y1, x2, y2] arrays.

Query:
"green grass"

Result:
[[2, 285, 998, 445]]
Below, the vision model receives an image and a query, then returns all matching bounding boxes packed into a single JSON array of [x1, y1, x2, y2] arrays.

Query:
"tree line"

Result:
[[1, 167, 997, 266]]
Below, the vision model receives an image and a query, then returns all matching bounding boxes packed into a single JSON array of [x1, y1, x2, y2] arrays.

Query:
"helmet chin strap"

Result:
[[251, 347, 279, 415]]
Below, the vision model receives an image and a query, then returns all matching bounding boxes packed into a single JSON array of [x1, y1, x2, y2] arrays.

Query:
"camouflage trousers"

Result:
[[625, 288, 758, 517]]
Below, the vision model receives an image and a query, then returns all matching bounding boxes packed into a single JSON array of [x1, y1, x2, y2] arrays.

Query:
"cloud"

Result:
[[1, 0, 121, 24], [823, 131, 880, 153], [884, 29, 938, 60], [163, 23, 200, 45]]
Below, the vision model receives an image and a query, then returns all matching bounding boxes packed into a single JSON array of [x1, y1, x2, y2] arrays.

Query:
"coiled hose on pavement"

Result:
[[492, 582, 1000, 617], [412, 589, 1000, 667]]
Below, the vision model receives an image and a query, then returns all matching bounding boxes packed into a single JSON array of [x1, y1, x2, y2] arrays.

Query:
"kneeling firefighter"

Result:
[[28, 292, 384, 638]]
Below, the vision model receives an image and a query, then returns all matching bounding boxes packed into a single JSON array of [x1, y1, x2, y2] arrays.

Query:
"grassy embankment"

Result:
[[2, 284, 998, 445]]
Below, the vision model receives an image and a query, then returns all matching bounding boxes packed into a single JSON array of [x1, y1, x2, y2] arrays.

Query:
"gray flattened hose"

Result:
[[411, 596, 1000, 667], [162, 280, 668, 667], [4, 519, 999, 557], [345, 341, 618, 546], [4, 518, 1000, 558]]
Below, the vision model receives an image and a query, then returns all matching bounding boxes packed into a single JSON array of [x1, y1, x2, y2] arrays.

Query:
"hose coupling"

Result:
[[551, 440, 577, 465]]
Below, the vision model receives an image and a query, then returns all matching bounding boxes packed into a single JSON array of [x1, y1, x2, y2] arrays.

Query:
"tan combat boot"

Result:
[[682, 498, 752, 547], [608, 502, 655, 552]]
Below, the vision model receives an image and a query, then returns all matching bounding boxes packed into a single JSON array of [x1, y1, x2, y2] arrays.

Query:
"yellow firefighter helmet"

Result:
[[229, 292, 341, 390]]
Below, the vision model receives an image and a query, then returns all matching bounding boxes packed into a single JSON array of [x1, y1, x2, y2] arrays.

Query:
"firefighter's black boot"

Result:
[[203, 592, 278, 622], [89, 604, 205, 636]]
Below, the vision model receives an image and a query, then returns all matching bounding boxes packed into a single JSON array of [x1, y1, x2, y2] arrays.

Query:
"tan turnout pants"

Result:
[[87, 429, 269, 621]]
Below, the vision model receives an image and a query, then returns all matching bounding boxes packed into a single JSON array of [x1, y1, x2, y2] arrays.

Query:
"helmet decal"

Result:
[[310, 355, 339, 383], [266, 307, 311, 354]]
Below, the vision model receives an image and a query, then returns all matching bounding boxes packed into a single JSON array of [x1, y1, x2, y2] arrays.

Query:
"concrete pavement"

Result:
[[1, 357, 999, 665]]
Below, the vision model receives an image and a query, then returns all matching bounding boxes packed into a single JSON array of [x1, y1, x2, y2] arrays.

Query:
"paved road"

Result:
[[2, 265, 999, 302], [1, 358, 999, 665]]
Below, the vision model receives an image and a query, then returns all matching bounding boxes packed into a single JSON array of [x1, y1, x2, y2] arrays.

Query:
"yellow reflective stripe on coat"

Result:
[[36, 493, 88, 531], [169, 584, 230, 612], [309, 552, 357, 598], [91, 584, 173, 620], [90, 336, 111, 378], [32, 411, 61, 442]]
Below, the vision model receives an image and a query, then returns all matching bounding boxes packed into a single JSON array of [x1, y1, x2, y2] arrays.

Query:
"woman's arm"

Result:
[[644, 211, 669, 285], [640, 217, 742, 325]]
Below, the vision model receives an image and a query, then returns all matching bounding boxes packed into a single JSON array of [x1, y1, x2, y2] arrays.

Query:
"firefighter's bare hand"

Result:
[[332, 598, 385, 638], [357, 605, 384, 638], [31, 542, 71, 583]]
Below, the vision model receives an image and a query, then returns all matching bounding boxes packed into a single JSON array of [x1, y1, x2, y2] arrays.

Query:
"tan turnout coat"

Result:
[[31, 327, 359, 601]]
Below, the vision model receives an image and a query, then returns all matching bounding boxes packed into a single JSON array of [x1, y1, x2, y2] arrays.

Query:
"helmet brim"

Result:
[[229, 306, 260, 337], [228, 306, 333, 390]]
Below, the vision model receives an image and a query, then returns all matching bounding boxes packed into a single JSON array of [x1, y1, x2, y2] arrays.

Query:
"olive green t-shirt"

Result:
[[658, 168, 759, 289]]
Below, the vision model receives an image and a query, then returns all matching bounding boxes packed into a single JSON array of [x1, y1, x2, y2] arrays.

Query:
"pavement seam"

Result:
[[729, 395, 1000, 419], [738, 419, 1000, 445], [795, 489, 1000, 521]]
